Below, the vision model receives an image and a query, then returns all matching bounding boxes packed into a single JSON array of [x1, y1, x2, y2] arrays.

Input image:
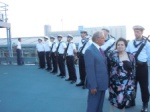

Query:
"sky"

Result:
[[0, 0, 150, 40]]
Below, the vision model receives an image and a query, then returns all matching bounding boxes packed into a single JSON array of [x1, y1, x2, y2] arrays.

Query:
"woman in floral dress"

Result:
[[107, 38, 136, 111]]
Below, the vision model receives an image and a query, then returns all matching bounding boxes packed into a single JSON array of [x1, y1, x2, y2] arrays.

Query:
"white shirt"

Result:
[[43, 40, 51, 52], [101, 37, 115, 51], [16, 41, 21, 49], [51, 42, 58, 52], [93, 42, 100, 50], [78, 38, 92, 54], [57, 41, 67, 54], [36, 43, 44, 52], [66, 42, 76, 56], [126, 39, 150, 62]]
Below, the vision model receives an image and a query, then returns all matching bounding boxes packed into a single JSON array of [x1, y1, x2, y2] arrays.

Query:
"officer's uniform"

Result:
[[36, 38, 45, 68], [16, 39, 22, 65], [43, 36, 52, 70], [101, 35, 115, 51], [56, 35, 67, 78], [50, 36, 58, 73], [126, 25, 150, 111], [65, 35, 77, 83], [77, 31, 92, 86]]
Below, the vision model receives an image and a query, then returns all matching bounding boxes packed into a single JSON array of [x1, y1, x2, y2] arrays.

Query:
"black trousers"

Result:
[[16, 49, 22, 65], [66, 56, 77, 81], [136, 63, 149, 103], [38, 51, 45, 68], [45, 51, 51, 69], [58, 54, 66, 76], [79, 55, 86, 83], [51, 52, 58, 72]]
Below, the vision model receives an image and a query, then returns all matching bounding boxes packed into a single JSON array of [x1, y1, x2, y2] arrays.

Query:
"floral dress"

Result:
[[107, 50, 136, 109]]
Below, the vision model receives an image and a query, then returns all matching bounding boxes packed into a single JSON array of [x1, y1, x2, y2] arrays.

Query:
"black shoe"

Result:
[[125, 99, 135, 108], [141, 103, 148, 112], [76, 82, 84, 86], [57, 74, 62, 77], [70, 80, 76, 84], [51, 71, 57, 74], [61, 76, 66, 78], [82, 86, 86, 89], [65, 78, 72, 81]]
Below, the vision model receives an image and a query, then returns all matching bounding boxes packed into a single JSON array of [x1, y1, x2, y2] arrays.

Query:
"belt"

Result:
[[58, 54, 64, 56], [136, 61, 147, 67], [66, 55, 74, 57]]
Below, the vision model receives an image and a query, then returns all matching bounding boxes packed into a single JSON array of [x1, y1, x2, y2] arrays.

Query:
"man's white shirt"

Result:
[[126, 39, 150, 62], [16, 41, 21, 49], [66, 42, 76, 56], [36, 43, 44, 52], [58, 41, 67, 54], [78, 38, 92, 54], [44, 40, 51, 52]]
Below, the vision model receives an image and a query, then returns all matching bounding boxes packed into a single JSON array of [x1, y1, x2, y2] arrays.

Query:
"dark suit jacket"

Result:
[[84, 44, 109, 90]]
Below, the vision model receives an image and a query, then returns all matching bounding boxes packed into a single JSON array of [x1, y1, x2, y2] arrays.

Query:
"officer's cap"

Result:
[[50, 36, 55, 39], [80, 30, 88, 34], [67, 34, 73, 38], [133, 25, 145, 31], [57, 35, 63, 38], [102, 28, 110, 33], [44, 36, 49, 39], [38, 38, 43, 41]]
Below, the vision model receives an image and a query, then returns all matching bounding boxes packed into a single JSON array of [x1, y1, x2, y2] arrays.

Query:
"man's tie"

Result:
[[99, 48, 105, 57]]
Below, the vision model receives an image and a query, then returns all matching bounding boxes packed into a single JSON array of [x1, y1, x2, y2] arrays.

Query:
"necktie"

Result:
[[99, 48, 105, 57]]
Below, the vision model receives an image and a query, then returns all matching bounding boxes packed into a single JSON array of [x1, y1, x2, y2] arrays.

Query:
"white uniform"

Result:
[[101, 36, 115, 51], [66, 42, 76, 56], [43, 40, 51, 52], [51, 42, 58, 52], [36, 43, 44, 52], [78, 38, 92, 54], [16, 41, 21, 49], [57, 41, 67, 54], [126, 39, 150, 62]]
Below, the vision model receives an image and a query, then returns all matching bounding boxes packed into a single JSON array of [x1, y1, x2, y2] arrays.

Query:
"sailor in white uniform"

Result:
[[50, 36, 58, 74], [43, 36, 52, 71], [64, 34, 77, 84], [36, 38, 45, 69], [56, 35, 67, 78], [76, 30, 92, 88], [126, 25, 150, 112]]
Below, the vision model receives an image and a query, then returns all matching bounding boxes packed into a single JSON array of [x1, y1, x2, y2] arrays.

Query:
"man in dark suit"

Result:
[[84, 31, 109, 112]]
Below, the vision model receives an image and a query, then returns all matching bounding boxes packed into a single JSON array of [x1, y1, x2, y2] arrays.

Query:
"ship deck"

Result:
[[0, 65, 149, 112]]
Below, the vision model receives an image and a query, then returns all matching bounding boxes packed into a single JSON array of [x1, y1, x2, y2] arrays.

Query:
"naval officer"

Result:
[[56, 35, 67, 78], [76, 30, 92, 88], [36, 38, 45, 69], [50, 36, 58, 74], [126, 25, 150, 112], [43, 36, 52, 71], [65, 34, 77, 84], [15, 38, 23, 65], [101, 28, 115, 52]]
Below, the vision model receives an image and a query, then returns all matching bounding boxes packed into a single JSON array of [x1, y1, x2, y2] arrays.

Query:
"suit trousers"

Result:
[[87, 90, 105, 112], [16, 49, 22, 65], [58, 54, 66, 76], [45, 51, 51, 69], [66, 56, 77, 81], [135, 63, 149, 103], [38, 51, 45, 68], [79, 55, 86, 83], [51, 52, 58, 72]]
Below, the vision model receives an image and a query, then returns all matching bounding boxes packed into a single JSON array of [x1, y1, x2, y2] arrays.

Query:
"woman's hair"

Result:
[[115, 37, 128, 49]]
